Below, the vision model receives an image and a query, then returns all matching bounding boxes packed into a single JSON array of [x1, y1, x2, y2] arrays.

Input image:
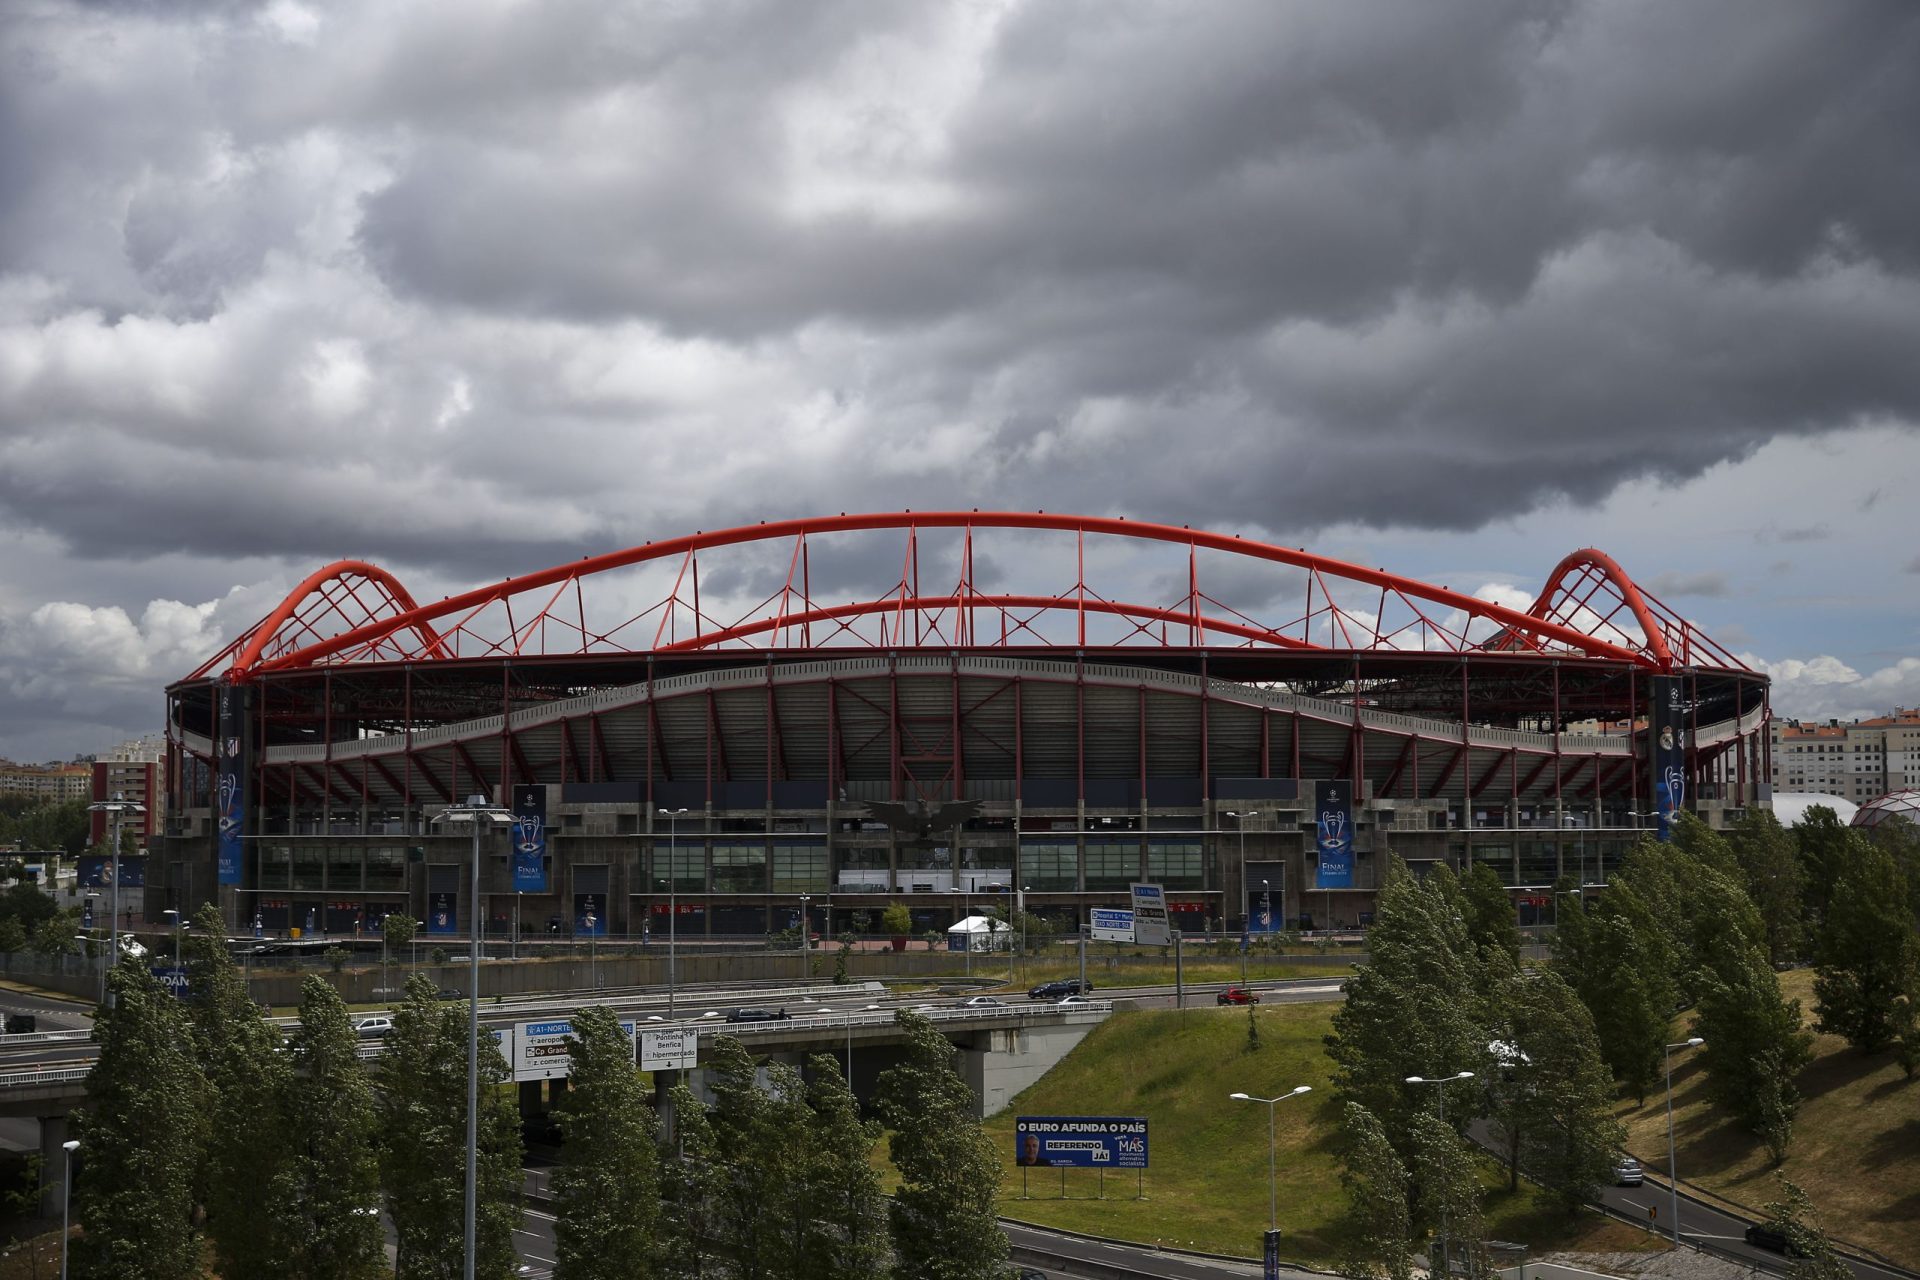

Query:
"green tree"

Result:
[[801, 1055, 890, 1280], [706, 1037, 810, 1279], [658, 1083, 728, 1280], [1326, 858, 1485, 1160], [879, 903, 913, 937], [1509, 968, 1624, 1212], [1761, 1176, 1853, 1280], [30, 908, 80, 956], [834, 938, 854, 984], [1408, 1112, 1485, 1280], [1693, 922, 1812, 1163], [183, 902, 290, 1279], [379, 973, 523, 1279], [1793, 806, 1857, 932], [1731, 808, 1805, 965], [284, 975, 386, 1280], [553, 1006, 661, 1280], [0, 916, 26, 953], [1553, 900, 1674, 1104], [1813, 841, 1920, 1053], [1459, 863, 1519, 961], [874, 1011, 1008, 1280], [1336, 1103, 1412, 1280], [71, 960, 205, 1280]]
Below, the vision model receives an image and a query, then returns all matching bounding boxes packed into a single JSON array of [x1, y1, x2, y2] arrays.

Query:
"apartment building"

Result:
[[1771, 708, 1920, 804], [90, 735, 167, 851], [0, 761, 92, 803]]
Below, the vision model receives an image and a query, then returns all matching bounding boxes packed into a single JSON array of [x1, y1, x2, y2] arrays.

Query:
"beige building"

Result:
[[0, 761, 92, 803], [1771, 708, 1920, 805], [91, 735, 167, 850]]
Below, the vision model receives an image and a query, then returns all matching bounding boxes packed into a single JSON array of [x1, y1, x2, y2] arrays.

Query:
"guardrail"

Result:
[[0, 1064, 91, 1090]]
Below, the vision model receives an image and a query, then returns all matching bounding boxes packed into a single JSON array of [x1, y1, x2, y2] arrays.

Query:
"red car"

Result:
[[1216, 986, 1261, 1006]]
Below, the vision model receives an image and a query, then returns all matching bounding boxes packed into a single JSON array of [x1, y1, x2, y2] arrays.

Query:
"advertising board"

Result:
[[1089, 908, 1135, 942], [1014, 1115, 1148, 1168], [1129, 882, 1171, 946], [514, 1017, 638, 1082], [639, 1026, 699, 1072], [1314, 780, 1354, 889]]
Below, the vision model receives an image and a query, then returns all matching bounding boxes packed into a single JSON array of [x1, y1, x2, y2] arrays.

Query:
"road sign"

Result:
[[1089, 908, 1135, 942], [1130, 882, 1171, 946], [640, 1026, 698, 1072], [514, 1017, 638, 1082], [1013, 1116, 1148, 1168]]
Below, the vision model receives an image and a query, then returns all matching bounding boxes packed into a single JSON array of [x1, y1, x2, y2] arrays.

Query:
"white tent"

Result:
[[946, 914, 1014, 952]]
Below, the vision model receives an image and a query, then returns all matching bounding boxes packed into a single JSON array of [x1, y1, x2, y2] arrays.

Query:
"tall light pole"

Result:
[[659, 808, 687, 1017], [586, 912, 598, 989], [429, 793, 511, 1280], [1230, 1085, 1312, 1237], [1406, 1071, 1475, 1276], [86, 793, 145, 1001], [1664, 1036, 1704, 1249], [798, 894, 812, 979], [60, 1137, 79, 1280]]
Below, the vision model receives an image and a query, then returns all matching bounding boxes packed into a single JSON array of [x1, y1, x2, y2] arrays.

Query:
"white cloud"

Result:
[[1742, 652, 1920, 722]]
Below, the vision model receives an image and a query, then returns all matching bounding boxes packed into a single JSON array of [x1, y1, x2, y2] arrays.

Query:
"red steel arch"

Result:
[[215, 512, 1737, 680]]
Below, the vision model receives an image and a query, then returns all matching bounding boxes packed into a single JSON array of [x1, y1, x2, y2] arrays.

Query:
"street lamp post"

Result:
[[60, 1137, 79, 1280], [586, 913, 598, 989], [1229, 1085, 1312, 1236], [659, 808, 688, 1017], [1405, 1071, 1476, 1276], [798, 894, 812, 979], [429, 794, 511, 1280], [1227, 811, 1259, 980], [1664, 1036, 1704, 1249], [86, 793, 145, 1001]]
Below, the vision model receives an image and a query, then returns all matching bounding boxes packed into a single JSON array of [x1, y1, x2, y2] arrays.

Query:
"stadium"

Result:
[[154, 512, 1770, 942]]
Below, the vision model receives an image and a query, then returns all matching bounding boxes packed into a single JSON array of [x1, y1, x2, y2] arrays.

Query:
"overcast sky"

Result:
[[2, 0, 1917, 761]]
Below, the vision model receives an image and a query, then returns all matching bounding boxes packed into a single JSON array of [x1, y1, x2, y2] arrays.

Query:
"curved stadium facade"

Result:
[[154, 512, 1771, 940]]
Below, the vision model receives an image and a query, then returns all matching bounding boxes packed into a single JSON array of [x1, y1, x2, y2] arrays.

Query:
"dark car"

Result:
[[1009, 1268, 1047, 1280], [1743, 1223, 1804, 1256], [724, 1007, 792, 1023], [3, 1014, 36, 1035], [1027, 979, 1092, 1001], [435, 987, 464, 1001], [1216, 985, 1261, 1006]]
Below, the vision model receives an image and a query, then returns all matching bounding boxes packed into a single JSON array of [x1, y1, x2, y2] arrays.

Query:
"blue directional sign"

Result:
[[1014, 1116, 1148, 1168]]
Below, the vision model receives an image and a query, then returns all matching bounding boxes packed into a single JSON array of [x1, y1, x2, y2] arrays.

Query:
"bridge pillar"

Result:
[[518, 1080, 543, 1116], [37, 1113, 70, 1219], [956, 1021, 1101, 1118]]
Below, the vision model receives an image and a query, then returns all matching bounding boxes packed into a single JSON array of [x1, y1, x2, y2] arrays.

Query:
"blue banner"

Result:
[[1014, 1116, 1148, 1169], [215, 687, 246, 885], [426, 891, 458, 934], [1650, 676, 1687, 843], [150, 965, 189, 1000], [574, 894, 606, 936], [79, 856, 145, 888], [1315, 780, 1354, 889], [511, 783, 548, 893]]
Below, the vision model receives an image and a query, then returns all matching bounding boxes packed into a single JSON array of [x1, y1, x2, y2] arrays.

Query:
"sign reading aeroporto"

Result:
[[1014, 1116, 1148, 1168]]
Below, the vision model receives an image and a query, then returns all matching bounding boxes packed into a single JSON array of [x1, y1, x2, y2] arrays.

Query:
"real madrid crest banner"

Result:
[[214, 687, 247, 885], [1314, 779, 1354, 889], [1648, 676, 1687, 843], [510, 783, 549, 893]]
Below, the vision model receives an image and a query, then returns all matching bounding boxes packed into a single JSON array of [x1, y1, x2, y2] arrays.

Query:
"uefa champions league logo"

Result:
[[1317, 806, 1348, 851], [217, 772, 240, 834], [513, 816, 543, 854], [1661, 764, 1685, 814]]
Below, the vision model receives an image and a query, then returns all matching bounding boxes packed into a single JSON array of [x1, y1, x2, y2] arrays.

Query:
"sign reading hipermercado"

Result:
[[514, 1018, 638, 1082], [639, 1026, 699, 1072], [1129, 882, 1171, 946], [1014, 1116, 1148, 1168], [1089, 908, 1135, 942]]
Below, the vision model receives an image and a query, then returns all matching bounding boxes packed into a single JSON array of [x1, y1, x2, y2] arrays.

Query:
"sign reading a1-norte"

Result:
[[1089, 907, 1135, 942], [1129, 882, 1171, 946], [639, 1026, 699, 1072], [514, 1017, 638, 1082], [1014, 1116, 1148, 1168]]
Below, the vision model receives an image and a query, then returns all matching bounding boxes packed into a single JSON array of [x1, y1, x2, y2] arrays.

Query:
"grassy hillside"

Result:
[[976, 1004, 1656, 1265], [1616, 968, 1920, 1267]]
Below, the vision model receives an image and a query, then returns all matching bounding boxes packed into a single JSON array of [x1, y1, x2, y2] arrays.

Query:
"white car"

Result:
[[961, 996, 1005, 1008], [354, 1016, 394, 1039], [1056, 994, 1094, 1006], [1613, 1157, 1643, 1187]]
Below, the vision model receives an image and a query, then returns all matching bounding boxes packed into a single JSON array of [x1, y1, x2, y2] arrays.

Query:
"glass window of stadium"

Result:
[[326, 844, 363, 890], [711, 842, 768, 894], [654, 841, 705, 894], [292, 844, 325, 891], [366, 845, 406, 891], [258, 844, 291, 890], [1085, 839, 1140, 892], [1022, 841, 1078, 892], [771, 841, 828, 893], [1147, 840, 1205, 889], [835, 846, 889, 894]]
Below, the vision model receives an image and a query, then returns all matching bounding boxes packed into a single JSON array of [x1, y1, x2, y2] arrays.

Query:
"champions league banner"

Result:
[[510, 783, 549, 893], [1649, 676, 1687, 842], [215, 687, 247, 885], [1314, 780, 1354, 889]]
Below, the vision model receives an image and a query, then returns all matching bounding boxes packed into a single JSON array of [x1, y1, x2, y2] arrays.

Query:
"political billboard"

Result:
[[515, 1017, 639, 1082], [1014, 1116, 1148, 1169], [1089, 908, 1135, 942], [510, 783, 549, 893], [1314, 780, 1354, 889], [1129, 882, 1171, 946]]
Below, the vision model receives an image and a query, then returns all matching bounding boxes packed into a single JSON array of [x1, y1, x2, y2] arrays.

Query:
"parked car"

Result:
[[1612, 1157, 1643, 1187], [1027, 979, 1092, 1001], [1216, 986, 1261, 1006], [354, 1016, 394, 1040], [961, 996, 1006, 1008], [724, 1007, 792, 1023], [1743, 1223, 1803, 1256]]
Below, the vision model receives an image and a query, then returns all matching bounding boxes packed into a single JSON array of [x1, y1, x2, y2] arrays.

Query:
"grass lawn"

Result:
[[901, 1004, 1659, 1266], [1615, 968, 1920, 1268]]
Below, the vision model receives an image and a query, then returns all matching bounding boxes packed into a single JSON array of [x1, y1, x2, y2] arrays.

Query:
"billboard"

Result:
[[1089, 908, 1135, 943], [1014, 1116, 1148, 1169], [640, 1026, 699, 1072], [1129, 883, 1171, 946], [514, 1017, 639, 1082], [1649, 676, 1687, 843], [426, 891, 458, 934], [1314, 780, 1354, 889], [79, 856, 145, 888], [215, 686, 246, 885], [510, 783, 549, 893], [149, 965, 189, 999]]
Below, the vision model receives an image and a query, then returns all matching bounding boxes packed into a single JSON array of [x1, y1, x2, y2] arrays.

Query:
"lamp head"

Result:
[[1290, 1085, 1313, 1096], [1687, 1036, 1704, 1047], [1229, 1092, 1251, 1100], [62, 1139, 79, 1152], [1404, 1075, 1425, 1084]]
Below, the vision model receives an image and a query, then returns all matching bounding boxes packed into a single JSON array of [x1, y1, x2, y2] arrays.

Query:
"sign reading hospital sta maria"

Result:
[[1014, 1116, 1149, 1168]]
